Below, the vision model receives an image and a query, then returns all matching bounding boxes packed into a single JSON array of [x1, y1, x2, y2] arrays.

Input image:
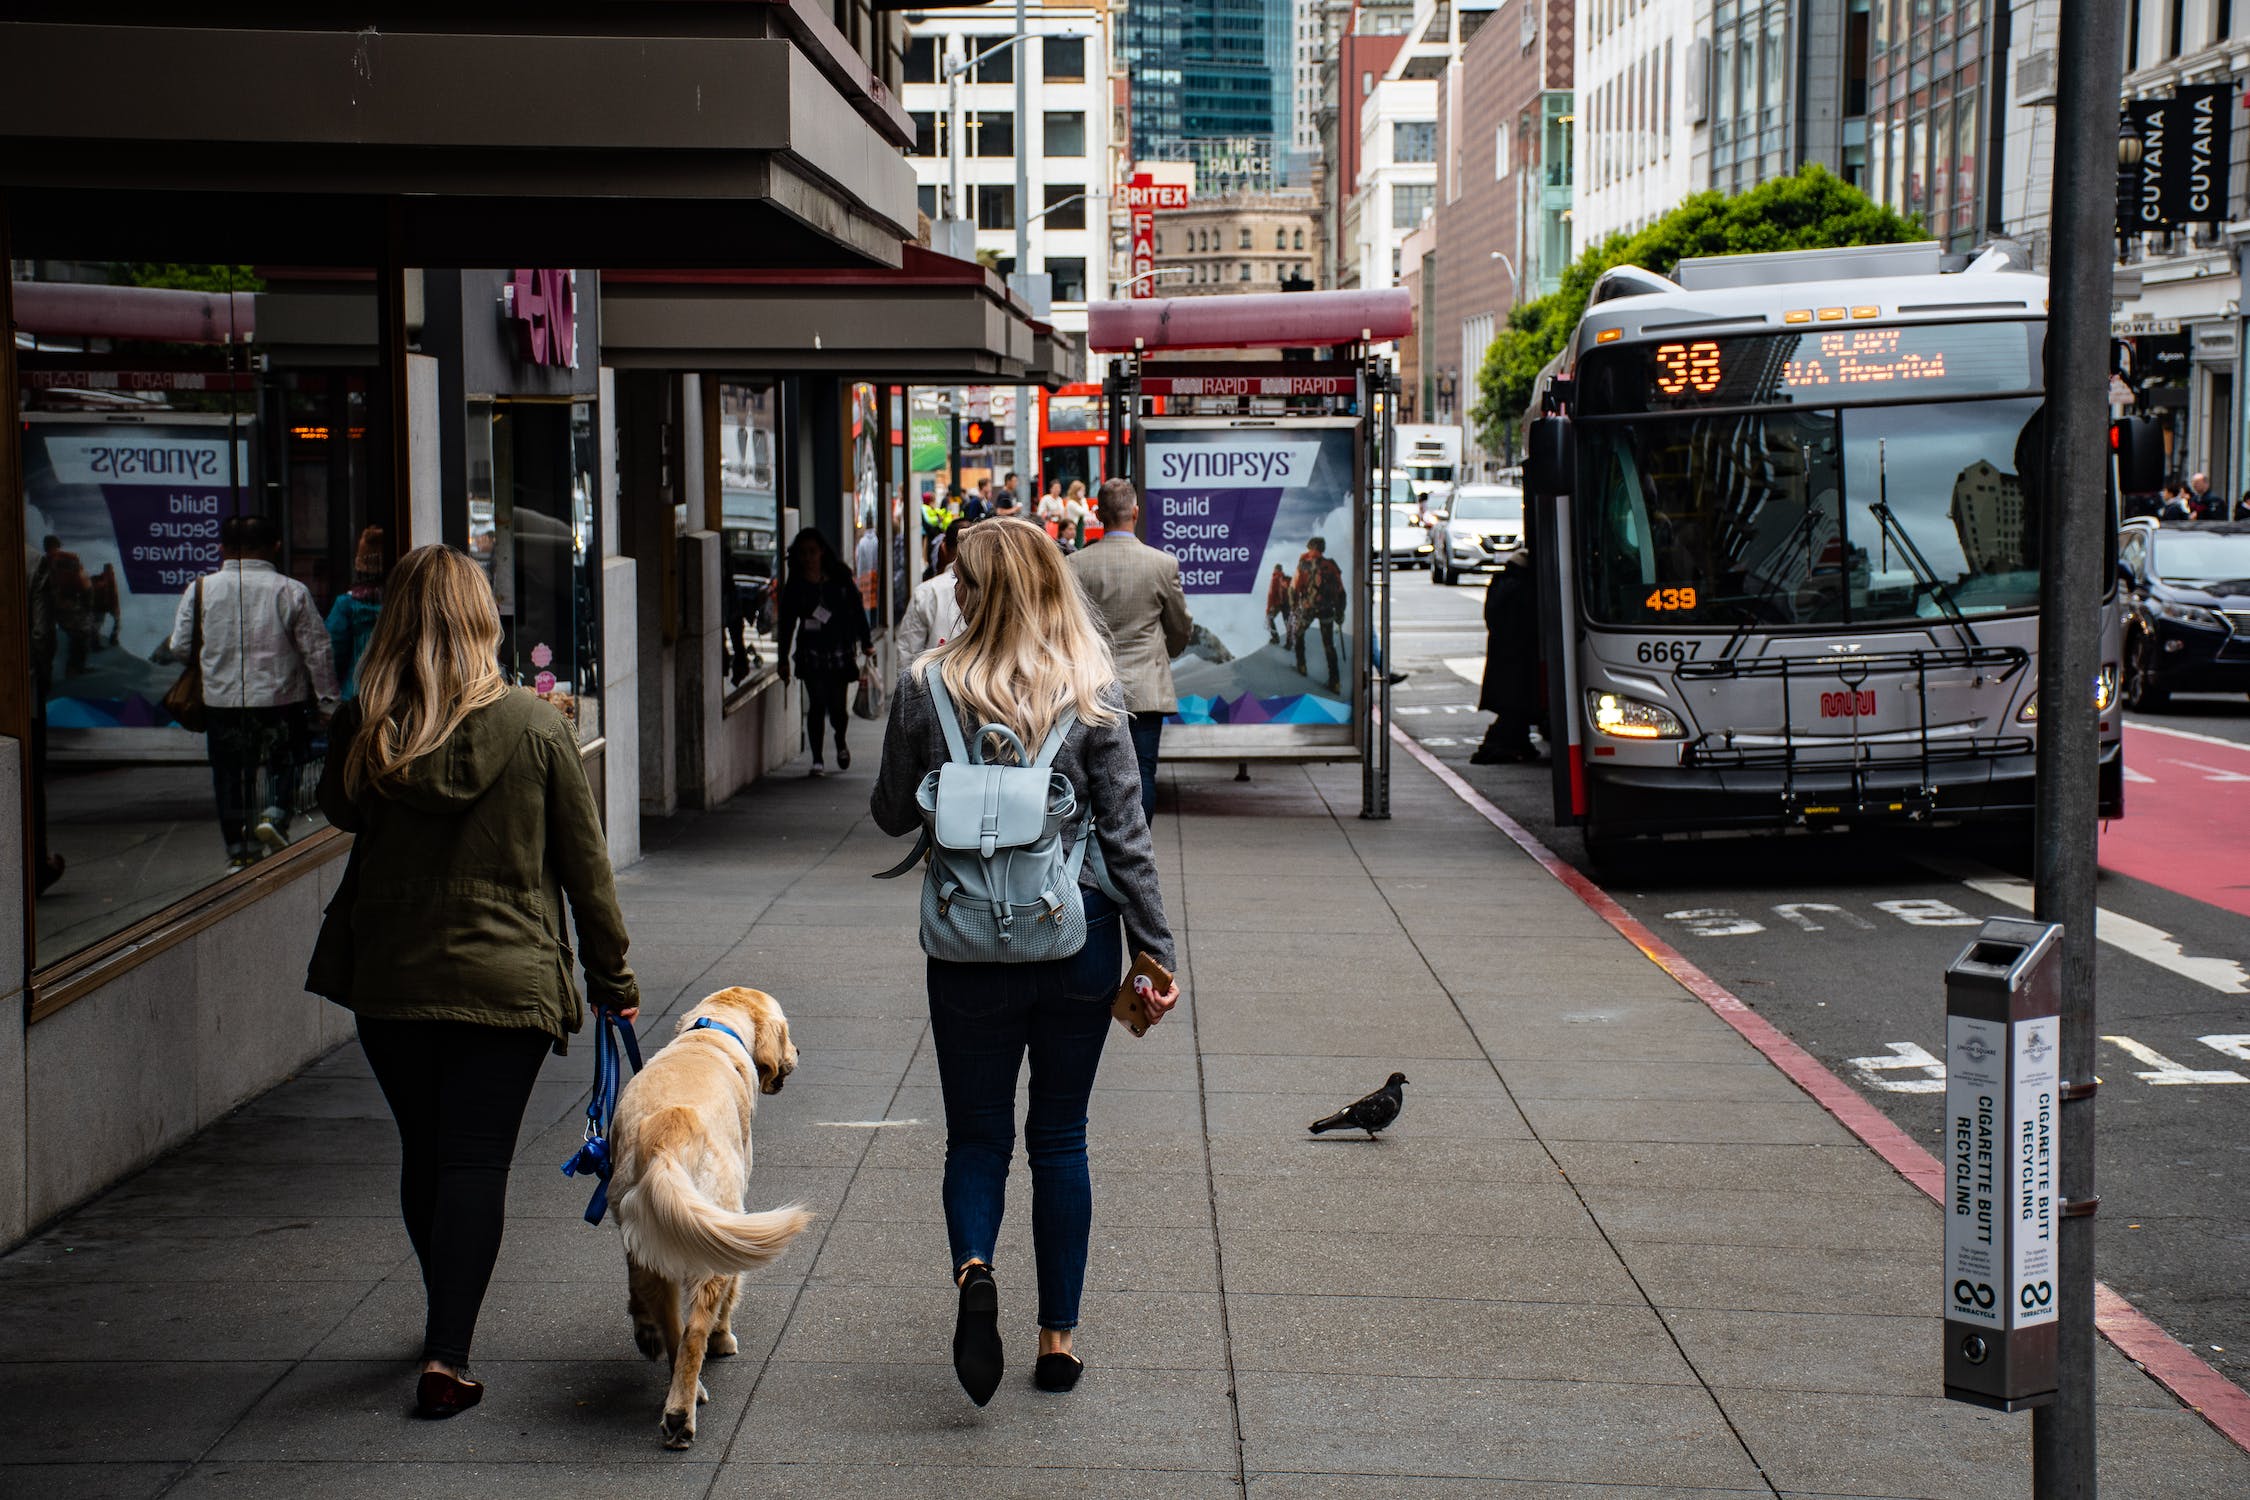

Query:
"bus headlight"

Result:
[[2015, 665, 2117, 723], [1587, 690, 1686, 740]]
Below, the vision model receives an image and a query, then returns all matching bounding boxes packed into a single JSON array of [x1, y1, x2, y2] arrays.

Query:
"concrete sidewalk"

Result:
[[4, 749, 2247, 1499]]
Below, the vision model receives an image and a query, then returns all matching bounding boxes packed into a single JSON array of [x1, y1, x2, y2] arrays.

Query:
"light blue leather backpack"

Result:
[[876, 667, 1102, 963]]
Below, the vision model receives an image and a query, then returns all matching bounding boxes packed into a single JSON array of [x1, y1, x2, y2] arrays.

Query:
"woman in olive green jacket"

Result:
[[308, 544, 636, 1420]]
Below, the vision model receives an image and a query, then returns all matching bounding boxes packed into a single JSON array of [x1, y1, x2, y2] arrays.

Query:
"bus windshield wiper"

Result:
[[1869, 438, 1980, 651]]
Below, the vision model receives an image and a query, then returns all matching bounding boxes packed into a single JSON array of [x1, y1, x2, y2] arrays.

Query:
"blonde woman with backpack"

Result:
[[871, 517, 1180, 1405]]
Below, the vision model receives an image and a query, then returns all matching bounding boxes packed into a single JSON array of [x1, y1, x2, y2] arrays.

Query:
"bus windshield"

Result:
[[1577, 397, 2045, 628]]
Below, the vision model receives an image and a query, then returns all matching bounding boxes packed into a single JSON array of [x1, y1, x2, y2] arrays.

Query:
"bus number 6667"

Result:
[[1636, 640, 1701, 665]]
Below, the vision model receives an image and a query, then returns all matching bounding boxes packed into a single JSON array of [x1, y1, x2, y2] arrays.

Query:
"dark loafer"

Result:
[[414, 1368, 484, 1419], [1033, 1351, 1084, 1392], [952, 1265, 1003, 1407]]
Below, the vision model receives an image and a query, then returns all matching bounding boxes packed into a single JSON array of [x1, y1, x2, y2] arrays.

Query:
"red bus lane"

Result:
[[2102, 723, 2250, 919]]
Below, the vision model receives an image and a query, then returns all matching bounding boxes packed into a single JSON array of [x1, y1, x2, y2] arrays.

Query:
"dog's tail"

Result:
[[617, 1152, 813, 1280]]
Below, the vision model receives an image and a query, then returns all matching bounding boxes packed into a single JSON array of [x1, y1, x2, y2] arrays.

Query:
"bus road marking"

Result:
[[1848, 1042, 1948, 1093], [2162, 758, 2250, 784], [2122, 765, 2155, 784], [1773, 902, 1876, 932], [2200, 1036, 2250, 1064], [2101, 1036, 2250, 1086], [1664, 907, 1766, 937], [1921, 858, 2250, 996]]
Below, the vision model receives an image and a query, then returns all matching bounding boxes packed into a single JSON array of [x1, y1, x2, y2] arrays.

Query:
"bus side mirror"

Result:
[[1526, 417, 1574, 495], [2111, 416, 2163, 494]]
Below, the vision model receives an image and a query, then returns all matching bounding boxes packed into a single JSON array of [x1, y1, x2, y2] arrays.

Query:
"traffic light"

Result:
[[2110, 416, 2163, 494], [962, 418, 993, 448]]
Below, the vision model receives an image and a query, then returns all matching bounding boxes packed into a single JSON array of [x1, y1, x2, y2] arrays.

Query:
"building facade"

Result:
[[1428, 0, 1575, 471], [1124, 0, 1295, 187], [1321, 10, 1413, 287], [904, 4, 1117, 328], [0, 7, 1084, 1250], [1157, 194, 1324, 294], [1573, 0, 1701, 248]]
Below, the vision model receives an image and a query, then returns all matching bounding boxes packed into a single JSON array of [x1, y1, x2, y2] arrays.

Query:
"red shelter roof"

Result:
[[1086, 289, 1413, 354]]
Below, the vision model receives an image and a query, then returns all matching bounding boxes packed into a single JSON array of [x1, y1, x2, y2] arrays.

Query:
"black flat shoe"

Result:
[[952, 1264, 1003, 1407], [414, 1369, 483, 1419], [1033, 1352, 1084, 1392]]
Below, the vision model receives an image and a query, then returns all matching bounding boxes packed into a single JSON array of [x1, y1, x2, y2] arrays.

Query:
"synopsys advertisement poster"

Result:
[[22, 417, 248, 729], [1140, 419, 1358, 729]]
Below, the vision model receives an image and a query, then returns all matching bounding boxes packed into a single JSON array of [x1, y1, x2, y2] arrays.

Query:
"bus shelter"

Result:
[[1084, 289, 1411, 817]]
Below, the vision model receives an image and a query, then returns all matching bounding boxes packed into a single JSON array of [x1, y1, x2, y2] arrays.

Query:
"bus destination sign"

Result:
[[1585, 322, 2037, 413]]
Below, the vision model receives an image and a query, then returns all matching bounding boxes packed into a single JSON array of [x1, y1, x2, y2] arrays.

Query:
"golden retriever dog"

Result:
[[609, 986, 810, 1448]]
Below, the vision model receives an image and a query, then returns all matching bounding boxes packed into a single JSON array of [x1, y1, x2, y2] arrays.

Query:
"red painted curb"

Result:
[[1389, 722, 2250, 1456]]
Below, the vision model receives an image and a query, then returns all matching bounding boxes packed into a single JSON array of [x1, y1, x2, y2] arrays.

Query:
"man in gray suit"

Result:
[[1069, 478, 1194, 818]]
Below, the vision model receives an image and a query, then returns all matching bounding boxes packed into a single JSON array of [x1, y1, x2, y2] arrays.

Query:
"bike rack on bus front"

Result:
[[1674, 644, 2032, 823]]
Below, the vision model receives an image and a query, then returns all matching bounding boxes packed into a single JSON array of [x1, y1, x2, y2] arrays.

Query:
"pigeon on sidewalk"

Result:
[[1308, 1073, 1408, 1138]]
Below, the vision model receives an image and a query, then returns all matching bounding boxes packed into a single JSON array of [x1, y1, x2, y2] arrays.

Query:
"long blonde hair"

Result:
[[924, 517, 1119, 754], [343, 545, 513, 798]]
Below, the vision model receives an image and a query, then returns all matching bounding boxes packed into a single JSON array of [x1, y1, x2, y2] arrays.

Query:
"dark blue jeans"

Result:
[[1128, 712, 1164, 821], [926, 889, 1122, 1330]]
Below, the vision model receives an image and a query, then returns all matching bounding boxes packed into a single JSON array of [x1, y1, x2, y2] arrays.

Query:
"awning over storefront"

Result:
[[601, 247, 1079, 387], [0, 8, 917, 267]]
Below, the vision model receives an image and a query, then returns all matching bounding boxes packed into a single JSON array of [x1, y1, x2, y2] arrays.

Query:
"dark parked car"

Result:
[[2118, 520, 2250, 709]]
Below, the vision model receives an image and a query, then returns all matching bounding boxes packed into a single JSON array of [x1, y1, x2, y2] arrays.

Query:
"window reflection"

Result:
[[718, 382, 782, 687], [16, 261, 388, 968]]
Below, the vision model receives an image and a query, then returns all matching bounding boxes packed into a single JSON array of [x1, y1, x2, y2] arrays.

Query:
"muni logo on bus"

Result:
[[1820, 689, 1878, 719]]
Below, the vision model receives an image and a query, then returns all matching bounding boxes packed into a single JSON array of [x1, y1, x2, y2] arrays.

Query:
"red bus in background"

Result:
[[1037, 383, 1108, 495]]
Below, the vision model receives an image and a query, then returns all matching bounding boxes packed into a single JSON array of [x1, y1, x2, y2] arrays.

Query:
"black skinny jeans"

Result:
[[799, 665, 856, 761], [358, 1016, 552, 1366]]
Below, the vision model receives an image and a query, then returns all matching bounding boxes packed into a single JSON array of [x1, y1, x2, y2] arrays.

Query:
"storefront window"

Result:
[[15, 260, 390, 970], [718, 382, 783, 686], [467, 398, 602, 741]]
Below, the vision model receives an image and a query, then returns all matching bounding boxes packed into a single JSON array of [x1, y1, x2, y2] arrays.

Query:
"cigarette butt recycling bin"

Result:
[[1942, 916, 2063, 1411]]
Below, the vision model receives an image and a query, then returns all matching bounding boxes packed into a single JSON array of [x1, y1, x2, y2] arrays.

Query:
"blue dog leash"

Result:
[[561, 1006, 645, 1226]]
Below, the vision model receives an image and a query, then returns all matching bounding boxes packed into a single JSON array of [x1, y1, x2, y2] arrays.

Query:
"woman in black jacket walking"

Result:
[[776, 527, 874, 774]]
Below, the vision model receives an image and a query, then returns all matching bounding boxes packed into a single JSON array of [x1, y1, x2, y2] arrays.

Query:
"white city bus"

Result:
[[1521, 242, 2125, 856]]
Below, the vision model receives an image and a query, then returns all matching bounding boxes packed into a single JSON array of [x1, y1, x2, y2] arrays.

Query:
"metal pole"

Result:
[[1014, 0, 1031, 486], [2033, 2, 2125, 1495]]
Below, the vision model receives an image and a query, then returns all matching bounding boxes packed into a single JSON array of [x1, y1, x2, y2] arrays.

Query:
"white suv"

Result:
[[1429, 484, 1525, 585]]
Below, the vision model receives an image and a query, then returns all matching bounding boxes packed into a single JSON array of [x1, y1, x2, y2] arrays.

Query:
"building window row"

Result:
[[902, 32, 1088, 86]]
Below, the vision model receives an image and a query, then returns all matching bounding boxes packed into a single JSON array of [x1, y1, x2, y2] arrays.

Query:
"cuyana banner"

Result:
[[1140, 419, 1358, 730]]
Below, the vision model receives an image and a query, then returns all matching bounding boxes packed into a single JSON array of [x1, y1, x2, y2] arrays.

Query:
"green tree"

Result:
[[1471, 165, 1924, 453], [113, 264, 264, 294]]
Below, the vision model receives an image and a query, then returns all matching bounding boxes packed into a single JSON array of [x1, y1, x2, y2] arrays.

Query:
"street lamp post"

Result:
[[1113, 266, 1191, 295]]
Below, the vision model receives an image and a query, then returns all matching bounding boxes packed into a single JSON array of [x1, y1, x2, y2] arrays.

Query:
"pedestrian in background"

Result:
[[1069, 479, 1193, 819], [899, 517, 969, 665], [1063, 480, 1092, 548], [170, 514, 339, 869], [310, 543, 637, 1422], [777, 527, 875, 775], [871, 517, 1180, 1403], [325, 526, 389, 699], [1471, 548, 1541, 764], [2188, 471, 2218, 519]]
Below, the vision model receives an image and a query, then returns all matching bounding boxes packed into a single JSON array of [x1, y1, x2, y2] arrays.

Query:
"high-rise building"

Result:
[[1574, 0, 1703, 249], [1125, 0, 1295, 191], [902, 3, 1117, 331]]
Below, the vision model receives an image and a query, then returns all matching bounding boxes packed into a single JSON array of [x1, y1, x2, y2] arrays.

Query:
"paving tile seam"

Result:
[[1241, 1468, 1770, 1492], [147, 1255, 397, 1500], [1387, 723, 2250, 1462], [702, 921, 931, 1500], [1171, 773, 1254, 1498], [1305, 761, 1788, 1500]]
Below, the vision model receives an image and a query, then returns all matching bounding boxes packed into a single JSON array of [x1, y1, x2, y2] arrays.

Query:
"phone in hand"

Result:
[[1111, 952, 1175, 1036]]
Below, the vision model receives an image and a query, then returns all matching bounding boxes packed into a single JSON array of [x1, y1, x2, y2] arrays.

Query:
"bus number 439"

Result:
[[1821, 690, 1877, 719]]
